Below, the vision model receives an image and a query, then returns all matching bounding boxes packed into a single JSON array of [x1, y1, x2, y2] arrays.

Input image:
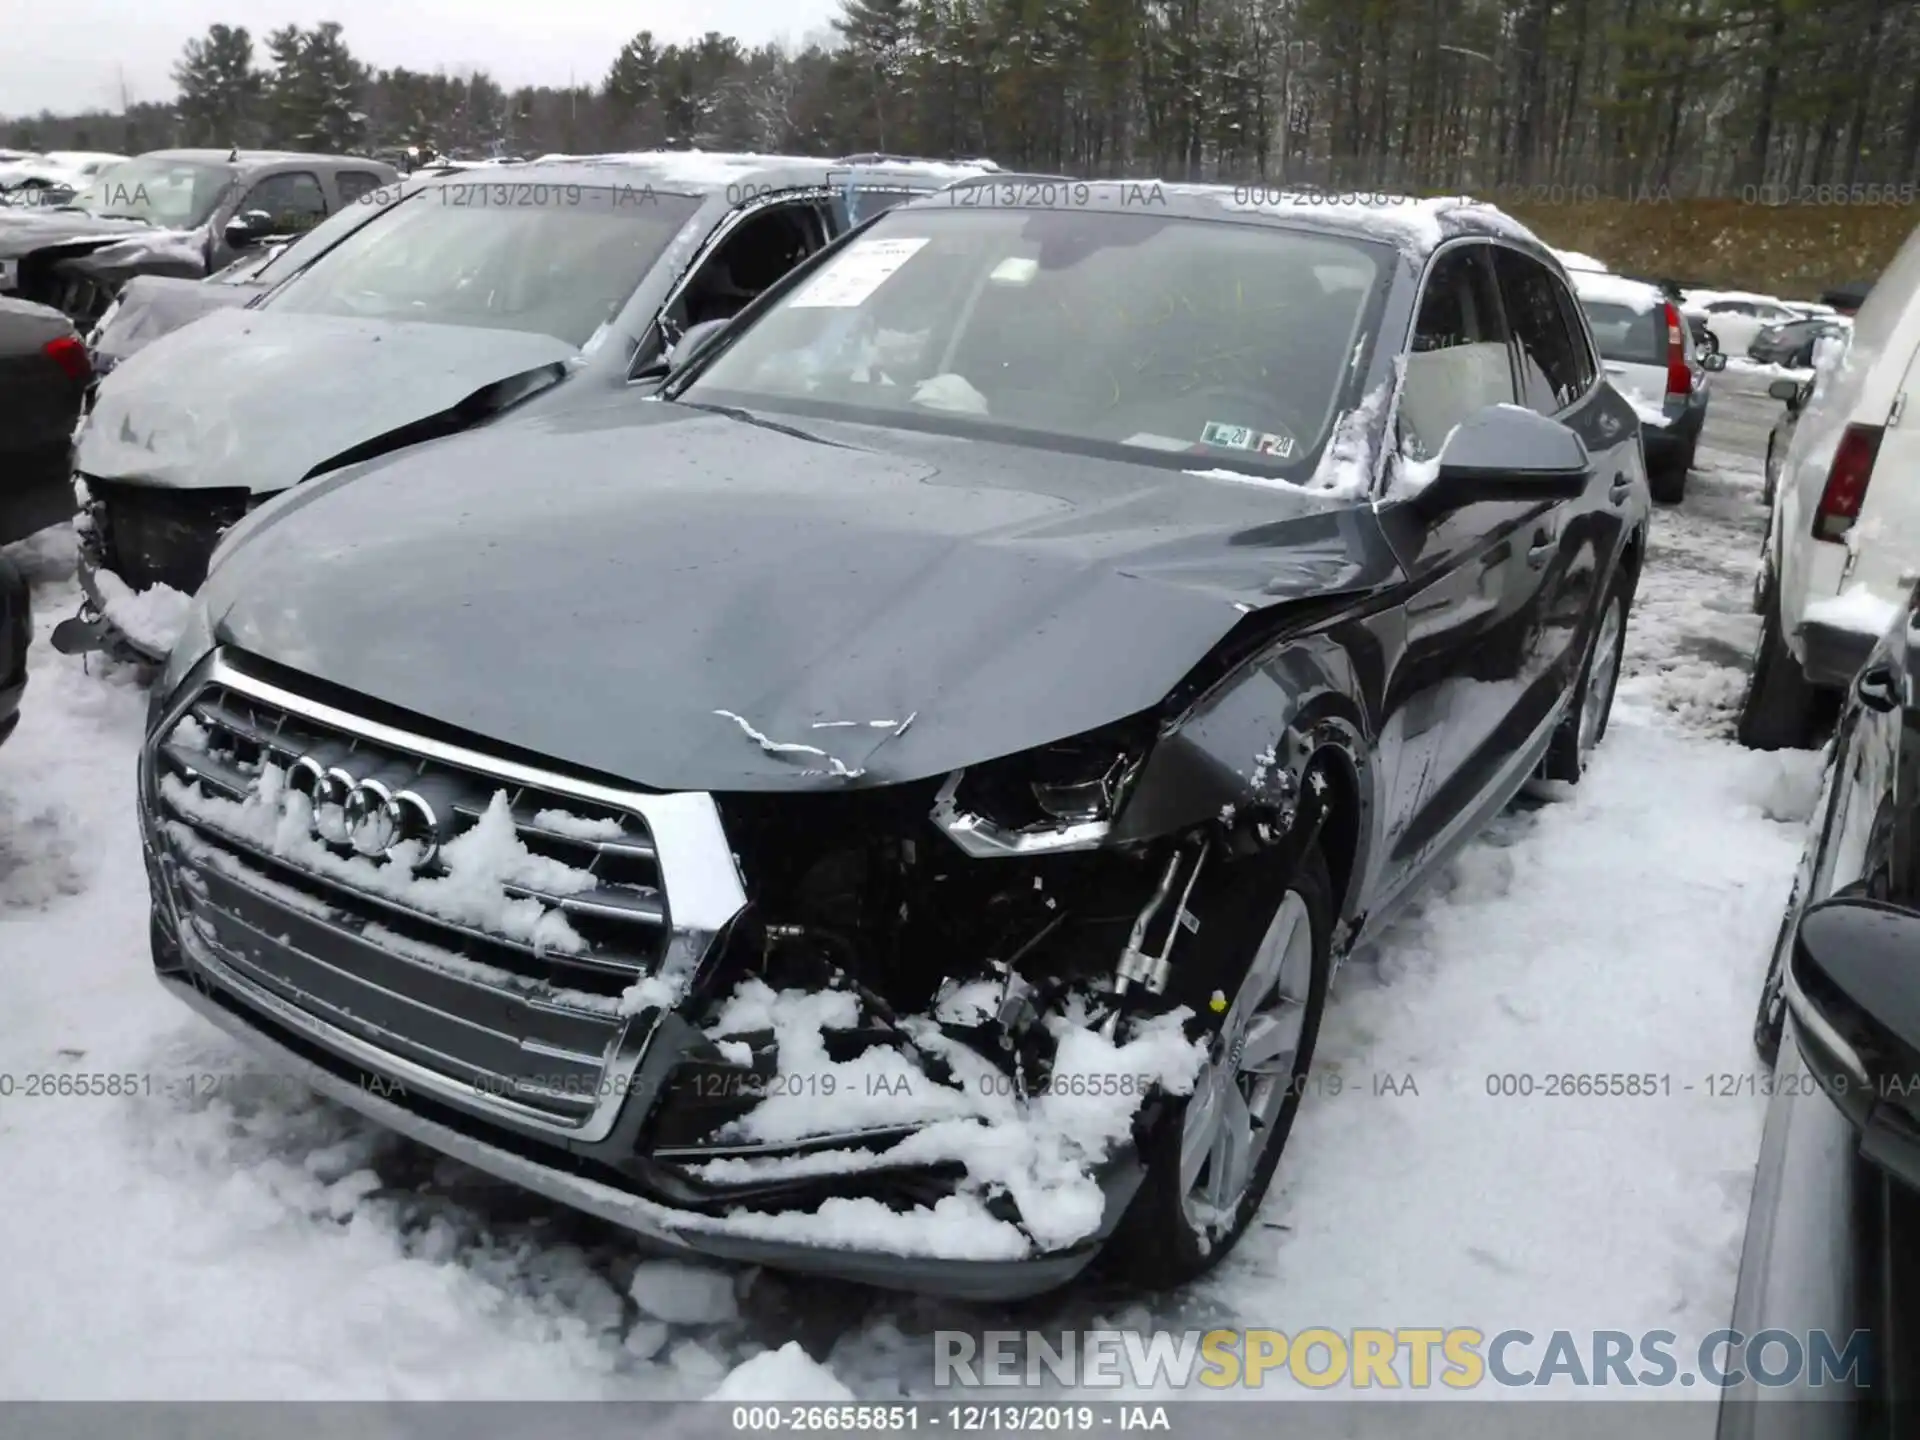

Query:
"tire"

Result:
[[1538, 576, 1630, 785], [1107, 841, 1333, 1291], [1737, 578, 1821, 751], [1649, 446, 1690, 505]]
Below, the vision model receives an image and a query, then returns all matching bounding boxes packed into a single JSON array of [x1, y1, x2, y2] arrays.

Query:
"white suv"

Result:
[[1739, 219, 1920, 749]]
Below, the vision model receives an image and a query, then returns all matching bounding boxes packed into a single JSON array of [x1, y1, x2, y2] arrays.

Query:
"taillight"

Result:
[[1662, 302, 1690, 396], [43, 334, 90, 382], [1812, 423, 1884, 543]]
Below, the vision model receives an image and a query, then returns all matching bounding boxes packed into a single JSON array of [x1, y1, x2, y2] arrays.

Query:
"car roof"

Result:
[[1570, 268, 1667, 310], [136, 149, 393, 168], [503, 151, 993, 198], [893, 176, 1552, 260]]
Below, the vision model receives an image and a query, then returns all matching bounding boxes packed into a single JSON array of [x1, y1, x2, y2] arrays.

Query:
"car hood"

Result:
[[0, 209, 149, 258], [76, 308, 579, 493], [201, 401, 1403, 791], [89, 274, 263, 371]]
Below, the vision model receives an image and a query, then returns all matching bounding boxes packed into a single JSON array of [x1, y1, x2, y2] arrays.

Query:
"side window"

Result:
[[643, 201, 827, 368], [335, 170, 386, 205], [1552, 280, 1598, 394], [1399, 244, 1517, 461], [239, 171, 328, 233], [1492, 248, 1585, 413], [837, 187, 928, 229]]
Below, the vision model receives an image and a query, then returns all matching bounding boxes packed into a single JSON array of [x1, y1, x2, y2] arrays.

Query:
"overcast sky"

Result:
[[4, 0, 845, 119]]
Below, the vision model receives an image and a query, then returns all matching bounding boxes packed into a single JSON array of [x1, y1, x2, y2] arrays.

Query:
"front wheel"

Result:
[[1737, 580, 1820, 751], [1107, 843, 1333, 1290]]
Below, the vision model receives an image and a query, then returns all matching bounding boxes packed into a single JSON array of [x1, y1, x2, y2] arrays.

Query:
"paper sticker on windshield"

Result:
[[1201, 421, 1256, 450], [990, 256, 1039, 285], [789, 237, 930, 308], [1255, 431, 1296, 458]]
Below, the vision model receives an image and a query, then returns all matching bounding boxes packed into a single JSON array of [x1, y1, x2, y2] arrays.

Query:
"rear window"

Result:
[[266, 185, 703, 347], [1580, 300, 1667, 365]]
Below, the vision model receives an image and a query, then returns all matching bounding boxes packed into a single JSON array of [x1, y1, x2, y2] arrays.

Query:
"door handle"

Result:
[[1527, 529, 1555, 568], [1609, 473, 1633, 505]]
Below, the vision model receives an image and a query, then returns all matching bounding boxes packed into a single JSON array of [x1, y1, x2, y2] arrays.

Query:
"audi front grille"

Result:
[[144, 651, 746, 1140]]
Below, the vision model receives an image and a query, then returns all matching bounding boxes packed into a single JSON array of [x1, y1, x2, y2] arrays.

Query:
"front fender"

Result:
[[1110, 629, 1378, 848]]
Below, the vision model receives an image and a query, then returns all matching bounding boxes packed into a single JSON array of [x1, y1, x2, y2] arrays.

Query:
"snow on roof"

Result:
[[1161, 186, 1545, 255], [1552, 248, 1608, 272], [525, 150, 991, 188], [1681, 286, 1795, 310], [1571, 269, 1665, 313]]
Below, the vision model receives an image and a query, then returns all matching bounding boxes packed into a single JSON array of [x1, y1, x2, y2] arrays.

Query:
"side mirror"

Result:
[[1700, 350, 1727, 372], [1408, 404, 1591, 518], [1788, 896, 1920, 1188], [1768, 377, 1803, 403], [635, 316, 731, 385], [223, 209, 273, 248]]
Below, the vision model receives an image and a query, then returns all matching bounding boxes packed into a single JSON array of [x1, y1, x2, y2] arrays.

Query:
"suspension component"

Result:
[[1102, 837, 1212, 1037]]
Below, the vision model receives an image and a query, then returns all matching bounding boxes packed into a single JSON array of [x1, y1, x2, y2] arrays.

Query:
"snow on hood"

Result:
[[77, 307, 577, 494], [1572, 270, 1664, 313]]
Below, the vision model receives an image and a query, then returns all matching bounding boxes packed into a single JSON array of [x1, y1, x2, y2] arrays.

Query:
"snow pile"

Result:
[[710, 1343, 855, 1401], [695, 979, 1205, 1255], [531, 807, 626, 840], [90, 568, 192, 655], [1803, 582, 1902, 640], [1304, 377, 1391, 497], [158, 769, 595, 954], [629, 1261, 739, 1325], [1727, 356, 1813, 380]]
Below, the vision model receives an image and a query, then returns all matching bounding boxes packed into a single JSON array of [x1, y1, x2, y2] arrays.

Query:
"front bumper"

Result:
[[138, 650, 1140, 1299], [1794, 619, 1879, 690]]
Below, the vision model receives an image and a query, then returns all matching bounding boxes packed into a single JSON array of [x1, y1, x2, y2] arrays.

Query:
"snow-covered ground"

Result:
[[0, 373, 1822, 1407]]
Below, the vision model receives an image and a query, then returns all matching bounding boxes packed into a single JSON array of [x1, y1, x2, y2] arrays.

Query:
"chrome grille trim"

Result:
[[144, 648, 749, 1142]]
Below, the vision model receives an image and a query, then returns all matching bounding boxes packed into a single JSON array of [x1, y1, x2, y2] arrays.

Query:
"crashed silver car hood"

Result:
[[77, 308, 578, 493], [199, 401, 1402, 791]]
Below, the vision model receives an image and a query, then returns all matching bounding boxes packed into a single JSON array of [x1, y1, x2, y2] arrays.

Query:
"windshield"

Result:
[[1579, 300, 1667, 365], [265, 185, 702, 347], [66, 158, 235, 227], [682, 208, 1389, 477]]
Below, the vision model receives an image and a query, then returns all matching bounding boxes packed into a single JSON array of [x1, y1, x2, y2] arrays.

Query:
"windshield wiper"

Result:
[[675, 400, 855, 451]]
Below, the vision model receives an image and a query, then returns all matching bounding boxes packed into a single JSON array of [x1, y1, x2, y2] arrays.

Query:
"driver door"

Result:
[[1371, 242, 1567, 901], [213, 170, 328, 271]]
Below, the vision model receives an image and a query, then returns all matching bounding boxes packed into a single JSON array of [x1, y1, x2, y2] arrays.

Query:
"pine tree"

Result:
[[172, 24, 264, 148], [263, 23, 369, 152], [834, 0, 913, 148]]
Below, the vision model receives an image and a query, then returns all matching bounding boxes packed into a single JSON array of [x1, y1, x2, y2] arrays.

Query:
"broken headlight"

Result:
[[930, 716, 1156, 858]]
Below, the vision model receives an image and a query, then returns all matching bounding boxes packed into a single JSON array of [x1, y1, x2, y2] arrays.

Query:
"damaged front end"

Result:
[[142, 645, 1314, 1294], [54, 475, 249, 664]]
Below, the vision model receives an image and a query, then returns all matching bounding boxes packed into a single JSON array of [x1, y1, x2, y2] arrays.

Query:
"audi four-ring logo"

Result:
[[286, 755, 441, 867]]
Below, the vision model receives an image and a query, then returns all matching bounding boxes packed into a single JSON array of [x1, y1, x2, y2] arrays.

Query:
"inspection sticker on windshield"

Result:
[[790, 237, 930, 308], [1201, 421, 1256, 450]]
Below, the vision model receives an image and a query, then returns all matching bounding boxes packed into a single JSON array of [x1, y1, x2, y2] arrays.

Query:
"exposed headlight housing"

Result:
[[930, 717, 1155, 858]]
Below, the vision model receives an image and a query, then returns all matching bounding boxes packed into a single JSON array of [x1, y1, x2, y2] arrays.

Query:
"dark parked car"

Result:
[[55, 152, 986, 663], [1762, 374, 1813, 509], [0, 296, 89, 545], [1749, 317, 1851, 368], [139, 183, 1651, 1297], [1730, 581, 1920, 1437], [0, 554, 25, 747], [0, 150, 400, 326]]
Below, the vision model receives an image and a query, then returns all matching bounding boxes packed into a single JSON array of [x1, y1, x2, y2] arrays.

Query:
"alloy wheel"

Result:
[[1576, 597, 1626, 768], [1178, 889, 1315, 1233]]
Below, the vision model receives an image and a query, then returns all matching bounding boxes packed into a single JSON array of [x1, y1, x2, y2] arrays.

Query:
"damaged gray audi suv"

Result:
[[141, 179, 1650, 1297]]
